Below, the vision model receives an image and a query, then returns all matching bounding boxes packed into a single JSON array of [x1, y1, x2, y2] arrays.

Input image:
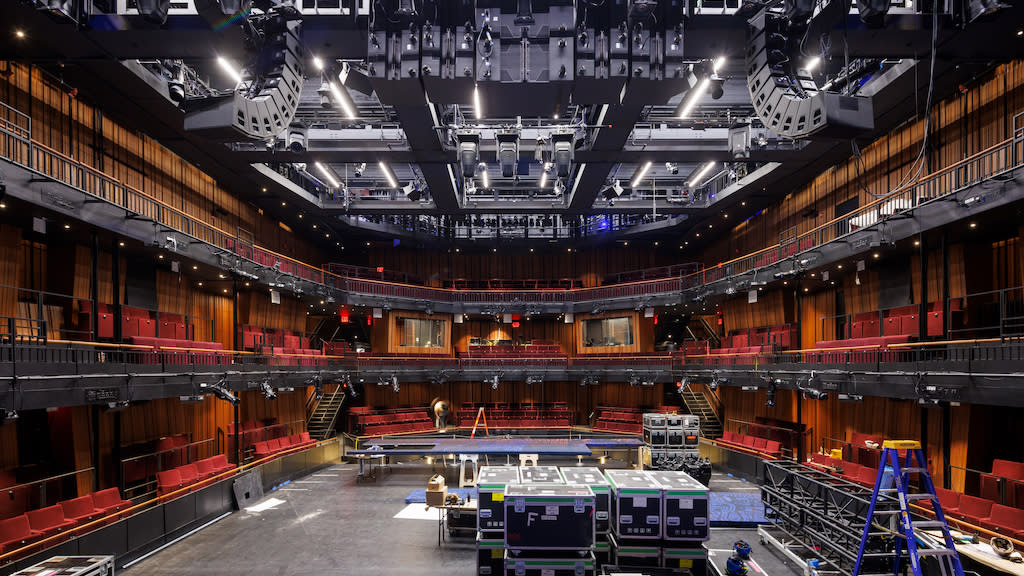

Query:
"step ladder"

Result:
[[853, 440, 964, 576]]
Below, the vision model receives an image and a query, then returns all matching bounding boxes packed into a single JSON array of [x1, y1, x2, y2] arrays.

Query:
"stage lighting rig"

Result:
[[457, 131, 481, 178], [551, 132, 575, 178], [764, 375, 778, 407], [201, 379, 240, 405], [497, 130, 520, 178], [798, 371, 828, 400], [260, 379, 277, 401]]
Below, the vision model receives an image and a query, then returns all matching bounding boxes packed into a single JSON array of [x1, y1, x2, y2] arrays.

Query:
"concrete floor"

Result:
[[123, 459, 803, 576]]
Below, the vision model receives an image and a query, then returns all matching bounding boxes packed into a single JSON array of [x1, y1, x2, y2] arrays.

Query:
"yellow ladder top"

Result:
[[882, 440, 921, 449]]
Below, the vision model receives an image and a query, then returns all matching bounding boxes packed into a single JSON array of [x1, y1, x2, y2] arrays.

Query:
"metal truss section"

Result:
[[761, 460, 900, 576]]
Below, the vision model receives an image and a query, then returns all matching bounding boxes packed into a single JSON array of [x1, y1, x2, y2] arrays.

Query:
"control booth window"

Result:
[[397, 317, 446, 348], [582, 316, 634, 347]]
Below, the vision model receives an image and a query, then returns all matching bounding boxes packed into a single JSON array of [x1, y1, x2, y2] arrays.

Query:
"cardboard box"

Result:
[[426, 474, 447, 506]]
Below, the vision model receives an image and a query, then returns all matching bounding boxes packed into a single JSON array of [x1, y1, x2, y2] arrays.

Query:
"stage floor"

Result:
[[122, 461, 800, 576]]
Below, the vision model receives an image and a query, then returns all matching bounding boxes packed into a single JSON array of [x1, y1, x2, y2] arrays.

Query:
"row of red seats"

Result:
[[240, 325, 308, 350], [128, 336, 225, 364], [593, 421, 642, 434], [753, 236, 816, 268], [718, 431, 783, 457], [723, 325, 797, 350], [359, 408, 434, 435], [703, 346, 767, 365], [929, 488, 1024, 539], [259, 346, 325, 366], [78, 302, 189, 341], [981, 459, 1024, 508], [806, 453, 888, 486], [253, 433, 316, 459], [323, 341, 353, 356], [809, 335, 911, 362], [0, 488, 131, 556], [156, 454, 235, 496]]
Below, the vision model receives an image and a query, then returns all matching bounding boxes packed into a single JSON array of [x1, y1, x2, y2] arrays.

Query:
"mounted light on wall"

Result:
[[201, 378, 239, 405]]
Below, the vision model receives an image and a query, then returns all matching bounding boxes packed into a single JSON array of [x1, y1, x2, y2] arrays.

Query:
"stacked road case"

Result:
[[605, 468, 711, 574], [504, 484, 597, 576], [476, 466, 521, 575]]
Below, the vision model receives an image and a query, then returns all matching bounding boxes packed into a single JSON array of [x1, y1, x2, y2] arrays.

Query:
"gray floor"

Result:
[[124, 461, 803, 576]]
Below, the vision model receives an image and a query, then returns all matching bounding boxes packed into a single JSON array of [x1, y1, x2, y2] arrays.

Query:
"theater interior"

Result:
[[0, 0, 1024, 574]]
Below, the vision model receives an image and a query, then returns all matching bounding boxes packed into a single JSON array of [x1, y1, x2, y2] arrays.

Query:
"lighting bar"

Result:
[[481, 167, 489, 189], [378, 162, 398, 189], [630, 161, 653, 188], [315, 161, 341, 188], [678, 78, 709, 119], [217, 56, 243, 85], [473, 84, 483, 120], [688, 161, 717, 187], [328, 82, 357, 119], [539, 171, 548, 188], [713, 56, 726, 73], [805, 56, 821, 71]]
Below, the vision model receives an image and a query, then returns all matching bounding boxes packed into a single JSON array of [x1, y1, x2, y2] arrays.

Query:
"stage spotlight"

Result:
[[1, 409, 17, 423], [260, 379, 277, 401], [136, 0, 170, 24], [202, 379, 240, 405], [391, 374, 400, 393], [489, 374, 500, 390], [709, 76, 725, 100], [354, 162, 366, 177], [552, 132, 575, 178], [497, 131, 519, 178], [803, 388, 828, 400], [765, 377, 777, 407], [286, 124, 308, 153], [665, 162, 679, 175], [458, 131, 481, 177]]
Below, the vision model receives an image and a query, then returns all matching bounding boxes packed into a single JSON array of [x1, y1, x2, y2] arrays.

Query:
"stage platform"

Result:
[[348, 436, 644, 457]]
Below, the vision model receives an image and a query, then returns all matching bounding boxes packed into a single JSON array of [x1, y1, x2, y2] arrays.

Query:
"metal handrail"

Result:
[[2, 466, 95, 493], [0, 98, 1022, 309]]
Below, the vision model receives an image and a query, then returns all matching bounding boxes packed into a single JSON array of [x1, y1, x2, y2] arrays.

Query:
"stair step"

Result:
[[905, 494, 935, 501], [901, 467, 928, 474], [910, 521, 948, 529], [916, 549, 957, 556]]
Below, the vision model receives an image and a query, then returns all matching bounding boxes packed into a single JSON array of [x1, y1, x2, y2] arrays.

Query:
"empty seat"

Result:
[[91, 487, 132, 518], [955, 494, 995, 527], [177, 463, 200, 488], [0, 515, 44, 555], [59, 495, 103, 528], [980, 503, 1024, 538], [26, 504, 77, 539], [157, 469, 184, 496]]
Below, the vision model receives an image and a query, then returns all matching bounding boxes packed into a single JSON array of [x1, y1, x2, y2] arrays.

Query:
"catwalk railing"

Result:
[[4, 99, 1020, 311]]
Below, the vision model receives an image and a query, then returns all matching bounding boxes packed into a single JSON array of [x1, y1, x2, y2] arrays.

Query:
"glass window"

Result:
[[582, 316, 634, 347], [397, 317, 446, 348]]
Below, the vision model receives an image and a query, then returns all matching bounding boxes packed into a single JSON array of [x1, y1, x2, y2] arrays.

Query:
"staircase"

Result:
[[679, 385, 723, 439], [307, 388, 346, 440]]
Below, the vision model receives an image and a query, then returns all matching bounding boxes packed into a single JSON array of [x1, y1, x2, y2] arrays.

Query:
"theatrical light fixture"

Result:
[[687, 161, 717, 187], [665, 162, 679, 175], [353, 162, 366, 177], [539, 162, 552, 188], [378, 162, 398, 189], [480, 164, 490, 189], [678, 78, 709, 119], [765, 376, 777, 407], [473, 84, 483, 120], [458, 131, 481, 177], [551, 132, 575, 178], [315, 162, 341, 189], [217, 56, 243, 85], [312, 56, 324, 71], [1, 409, 18, 423], [391, 374, 400, 393], [805, 56, 821, 72], [838, 393, 864, 402], [800, 372, 828, 400], [260, 379, 278, 401], [497, 131, 519, 178], [631, 161, 653, 188], [201, 379, 240, 405], [713, 56, 726, 73], [489, 374, 500, 390], [328, 82, 357, 119]]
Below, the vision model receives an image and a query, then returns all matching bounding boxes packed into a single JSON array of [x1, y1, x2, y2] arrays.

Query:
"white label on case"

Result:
[[632, 497, 646, 508], [678, 497, 694, 509], [542, 570, 555, 576], [545, 505, 559, 516]]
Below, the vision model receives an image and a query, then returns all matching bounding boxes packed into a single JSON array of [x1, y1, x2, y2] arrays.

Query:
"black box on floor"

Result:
[[504, 484, 596, 551], [560, 466, 611, 533], [609, 531, 661, 568], [518, 466, 565, 485], [477, 532, 505, 576], [504, 551, 596, 576], [478, 466, 520, 532], [662, 545, 709, 576], [647, 470, 710, 542], [606, 469, 662, 539], [594, 536, 611, 568]]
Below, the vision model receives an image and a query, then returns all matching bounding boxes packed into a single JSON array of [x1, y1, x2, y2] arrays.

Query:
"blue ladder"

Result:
[[853, 440, 965, 576]]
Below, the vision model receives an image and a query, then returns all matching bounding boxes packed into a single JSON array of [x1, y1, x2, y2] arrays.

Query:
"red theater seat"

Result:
[[955, 494, 995, 527], [26, 505, 77, 539], [979, 503, 1024, 537], [763, 440, 782, 457], [0, 515, 44, 555], [157, 469, 184, 496], [980, 459, 1024, 506], [59, 495, 104, 528], [91, 488, 132, 518]]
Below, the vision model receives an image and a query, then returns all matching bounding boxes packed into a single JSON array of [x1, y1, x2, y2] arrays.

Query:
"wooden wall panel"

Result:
[[0, 225, 22, 319], [800, 290, 836, 347], [452, 319, 574, 352], [721, 291, 788, 333]]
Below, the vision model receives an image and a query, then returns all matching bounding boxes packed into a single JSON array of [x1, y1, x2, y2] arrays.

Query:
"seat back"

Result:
[[935, 487, 960, 510], [157, 469, 181, 488], [91, 487, 124, 508], [959, 494, 994, 517], [196, 459, 216, 476], [59, 495, 96, 519], [177, 463, 199, 483], [211, 454, 230, 470], [0, 515, 33, 541], [991, 459, 1024, 480], [990, 503, 1024, 528], [27, 505, 65, 529], [299, 432, 311, 443]]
